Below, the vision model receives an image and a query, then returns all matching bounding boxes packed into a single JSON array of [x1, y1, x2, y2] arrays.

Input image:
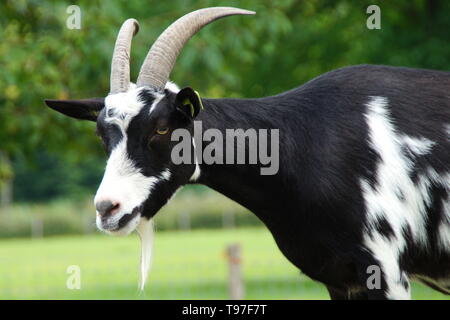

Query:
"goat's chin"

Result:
[[99, 214, 142, 237]]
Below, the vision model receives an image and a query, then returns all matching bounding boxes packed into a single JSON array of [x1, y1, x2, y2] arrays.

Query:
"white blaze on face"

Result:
[[94, 139, 160, 234]]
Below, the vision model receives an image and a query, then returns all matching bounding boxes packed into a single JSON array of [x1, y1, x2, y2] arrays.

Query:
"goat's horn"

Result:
[[110, 19, 140, 94], [136, 7, 255, 90]]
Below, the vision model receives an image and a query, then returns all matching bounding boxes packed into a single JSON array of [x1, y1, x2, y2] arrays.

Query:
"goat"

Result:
[[45, 7, 449, 299]]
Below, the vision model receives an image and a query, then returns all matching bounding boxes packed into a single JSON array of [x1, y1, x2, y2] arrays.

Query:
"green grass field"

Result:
[[0, 227, 448, 300]]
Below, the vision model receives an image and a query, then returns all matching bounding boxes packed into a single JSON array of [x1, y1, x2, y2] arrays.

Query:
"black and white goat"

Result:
[[45, 7, 449, 299]]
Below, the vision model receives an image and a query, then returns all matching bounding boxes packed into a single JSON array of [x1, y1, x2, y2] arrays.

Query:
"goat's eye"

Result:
[[156, 127, 169, 135]]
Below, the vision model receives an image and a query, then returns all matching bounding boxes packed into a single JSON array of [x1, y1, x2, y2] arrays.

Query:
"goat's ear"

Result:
[[44, 98, 105, 122], [175, 87, 203, 119]]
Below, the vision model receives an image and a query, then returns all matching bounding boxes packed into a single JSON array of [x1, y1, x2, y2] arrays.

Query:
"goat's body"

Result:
[[196, 65, 450, 299]]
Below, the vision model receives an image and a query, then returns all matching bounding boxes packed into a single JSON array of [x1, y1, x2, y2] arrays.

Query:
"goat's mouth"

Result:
[[117, 208, 140, 230], [98, 206, 142, 235]]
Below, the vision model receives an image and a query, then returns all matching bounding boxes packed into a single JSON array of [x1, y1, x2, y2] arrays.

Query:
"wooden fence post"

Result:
[[226, 243, 244, 300], [83, 214, 96, 234], [222, 211, 235, 229], [31, 217, 43, 239], [178, 211, 191, 230]]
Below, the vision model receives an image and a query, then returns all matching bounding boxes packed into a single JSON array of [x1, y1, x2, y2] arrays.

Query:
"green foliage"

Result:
[[1, 0, 450, 201], [0, 152, 13, 190], [12, 151, 103, 202]]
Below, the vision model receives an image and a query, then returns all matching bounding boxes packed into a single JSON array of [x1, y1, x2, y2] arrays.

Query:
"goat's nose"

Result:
[[96, 200, 120, 217]]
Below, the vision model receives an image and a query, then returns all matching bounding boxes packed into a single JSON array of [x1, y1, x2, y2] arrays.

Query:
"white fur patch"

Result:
[[364, 232, 411, 299], [400, 135, 435, 156], [165, 81, 180, 93], [147, 81, 179, 114], [360, 96, 445, 299], [190, 137, 201, 182], [105, 86, 147, 134], [160, 168, 171, 181], [362, 96, 431, 247], [149, 92, 165, 115], [436, 173, 450, 252]]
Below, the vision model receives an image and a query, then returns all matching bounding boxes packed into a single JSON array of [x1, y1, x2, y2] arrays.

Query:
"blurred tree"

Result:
[[0, 0, 449, 203], [12, 151, 104, 202]]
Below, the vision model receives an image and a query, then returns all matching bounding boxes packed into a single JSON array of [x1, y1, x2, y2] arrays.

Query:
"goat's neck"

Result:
[[193, 97, 292, 218]]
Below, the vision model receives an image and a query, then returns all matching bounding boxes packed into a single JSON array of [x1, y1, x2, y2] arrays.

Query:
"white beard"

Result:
[[136, 217, 154, 290]]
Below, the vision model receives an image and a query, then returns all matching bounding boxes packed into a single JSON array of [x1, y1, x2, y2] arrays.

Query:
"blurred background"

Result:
[[0, 0, 449, 299]]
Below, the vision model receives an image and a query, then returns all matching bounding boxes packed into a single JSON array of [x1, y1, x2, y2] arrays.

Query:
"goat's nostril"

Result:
[[96, 200, 120, 217]]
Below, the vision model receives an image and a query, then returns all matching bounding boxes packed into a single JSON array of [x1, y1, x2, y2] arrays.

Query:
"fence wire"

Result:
[[0, 227, 329, 299], [0, 227, 447, 300]]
